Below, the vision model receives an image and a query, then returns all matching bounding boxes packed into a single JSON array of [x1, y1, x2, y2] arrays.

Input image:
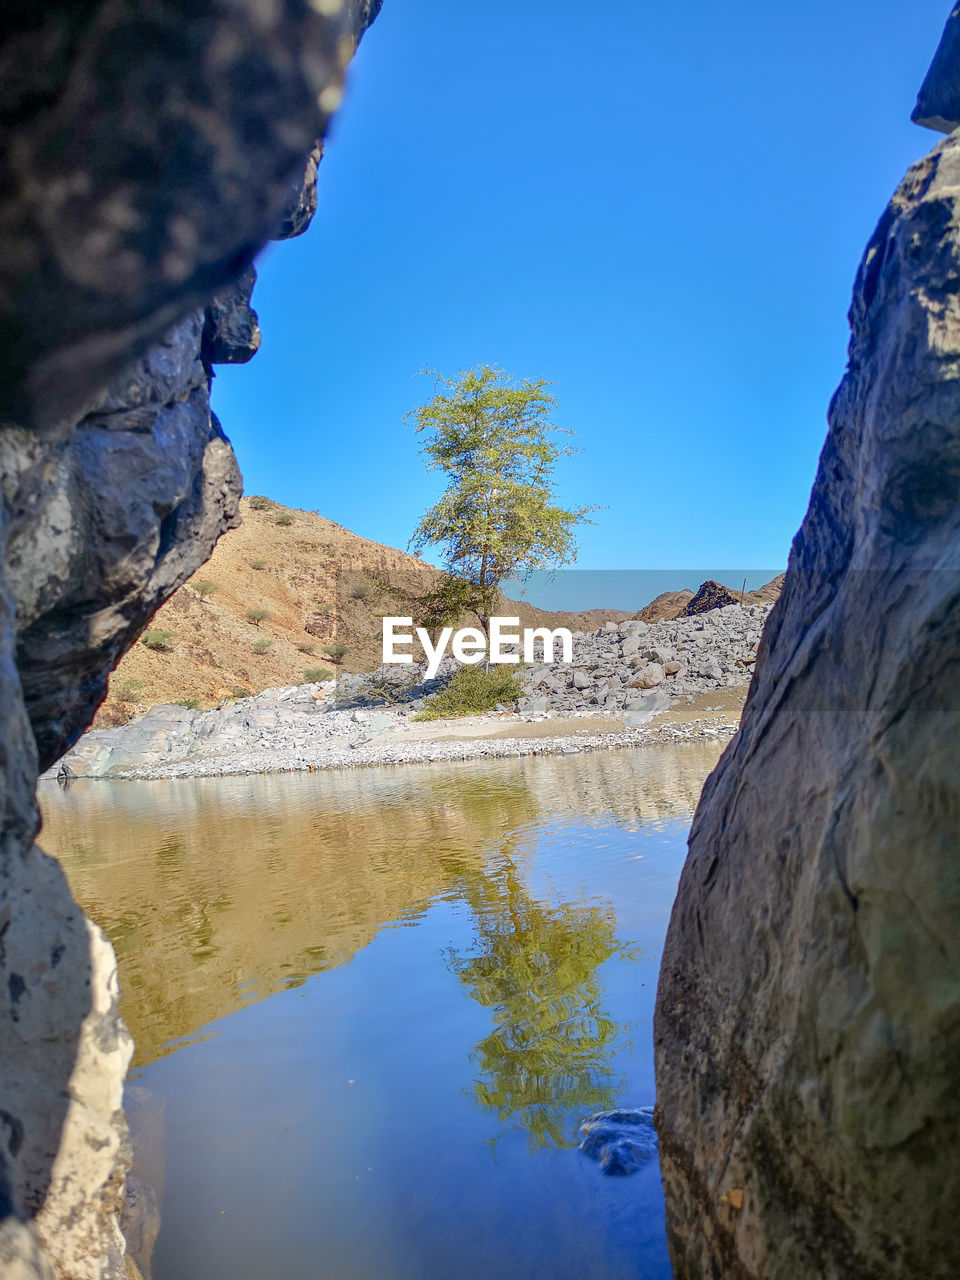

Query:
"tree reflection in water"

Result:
[[448, 853, 639, 1153]]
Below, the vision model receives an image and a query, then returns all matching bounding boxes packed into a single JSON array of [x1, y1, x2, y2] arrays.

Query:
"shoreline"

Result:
[[45, 690, 745, 783]]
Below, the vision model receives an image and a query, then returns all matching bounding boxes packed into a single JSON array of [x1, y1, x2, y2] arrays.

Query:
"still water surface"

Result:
[[39, 743, 722, 1280]]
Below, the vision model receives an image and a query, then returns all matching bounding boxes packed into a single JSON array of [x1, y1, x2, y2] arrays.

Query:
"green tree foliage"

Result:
[[448, 858, 637, 1152], [408, 365, 595, 633], [192, 579, 218, 602]]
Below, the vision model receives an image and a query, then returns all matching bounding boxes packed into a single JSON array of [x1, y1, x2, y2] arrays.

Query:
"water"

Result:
[[38, 743, 722, 1280]]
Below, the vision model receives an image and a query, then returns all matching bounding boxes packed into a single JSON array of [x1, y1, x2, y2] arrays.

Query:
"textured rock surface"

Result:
[[654, 129, 960, 1277], [913, 3, 960, 131], [0, 0, 364, 428], [679, 579, 741, 616], [0, 2, 381, 1276]]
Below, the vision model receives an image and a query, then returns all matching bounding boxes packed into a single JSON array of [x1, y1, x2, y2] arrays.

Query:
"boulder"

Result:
[[912, 3, 960, 131], [0, 2, 382, 1276], [679, 580, 741, 616], [696, 655, 722, 681], [655, 118, 960, 1278], [628, 663, 665, 689]]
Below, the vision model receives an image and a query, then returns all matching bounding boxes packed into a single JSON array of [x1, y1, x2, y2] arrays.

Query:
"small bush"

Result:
[[192, 579, 219, 601], [174, 697, 200, 710], [250, 559, 267, 571], [314, 602, 332, 617], [297, 642, 317, 655], [348, 577, 375, 601], [275, 512, 295, 527], [230, 686, 252, 699], [141, 629, 178, 653], [252, 637, 274, 655], [302, 667, 334, 683], [343, 672, 419, 708], [113, 676, 147, 701], [414, 665, 523, 721], [322, 644, 349, 664], [248, 495, 273, 510], [246, 608, 270, 626]]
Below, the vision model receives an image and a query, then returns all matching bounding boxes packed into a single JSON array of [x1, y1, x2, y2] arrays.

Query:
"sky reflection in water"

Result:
[[40, 742, 722, 1280]]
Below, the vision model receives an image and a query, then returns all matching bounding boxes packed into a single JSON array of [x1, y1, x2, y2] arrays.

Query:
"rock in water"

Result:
[[578, 1108, 658, 1176], [654, 62, 960, 1280]]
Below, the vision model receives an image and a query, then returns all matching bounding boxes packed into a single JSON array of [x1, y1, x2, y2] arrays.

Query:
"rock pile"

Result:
[[518, 601, 770, 717], [51, 601, 770, 779]]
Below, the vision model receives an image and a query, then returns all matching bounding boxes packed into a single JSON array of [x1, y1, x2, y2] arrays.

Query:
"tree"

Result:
[[407, 365, 595, 634], [192, 579, 218, 603], [447, 857, 637, 1153]]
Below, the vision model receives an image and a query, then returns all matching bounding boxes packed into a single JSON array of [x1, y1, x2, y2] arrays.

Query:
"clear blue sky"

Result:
[[211, 0, 949, 581]]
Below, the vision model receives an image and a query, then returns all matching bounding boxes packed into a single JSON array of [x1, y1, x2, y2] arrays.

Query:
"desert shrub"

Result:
[[192, 579, 219, 601], [248, 495, 273, 510], [342, 672, 420, 708], [251, 637, 274, 655], [250, 559, 267, 571], [230, 686, 252, 699], [314, 602, 332, 617], [297, 642, 317, 655], [275, 512, 295, 527], [348, 577, 375, 601], [174, 697, 200, 710], [322, 644, 349, 664], [113, 676, 147, 701], [302, 667, 334, 683], [246, 608, 270, 626], [414, 664, 523, 721], [141, 629, 178, 653]]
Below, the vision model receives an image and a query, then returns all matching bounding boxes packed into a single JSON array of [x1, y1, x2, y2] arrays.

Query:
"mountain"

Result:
[[95, 498, 628, 724], [97, 497, 784, 726]]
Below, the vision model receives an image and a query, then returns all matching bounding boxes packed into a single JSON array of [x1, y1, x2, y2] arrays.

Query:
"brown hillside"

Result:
[[98, 498, 784, 726], [97, 498, 633, 725]]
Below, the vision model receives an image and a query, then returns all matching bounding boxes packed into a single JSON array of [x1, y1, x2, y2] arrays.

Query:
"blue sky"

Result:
[[211, 0, 949, 584]]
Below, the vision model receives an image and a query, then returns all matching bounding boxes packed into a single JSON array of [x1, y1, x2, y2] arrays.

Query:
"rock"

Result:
[[621, 634, 643, 657], [522, 696, 549, 716], [696, 655, 722, 681], [578, 1107, 658, 1176], [201, 267, 261, 364], [637, 589, 695, 622], [628, 664, 665, 689], [655, 114, 960, 1279], [679, 580, 741, 616], [912, 3, 960, 132], [623, 691, 671, 726], [642, 646, 672, 664], [572, 670, 593, 690], [664, 661, 684, 675], [0, 2, 382, 1275]]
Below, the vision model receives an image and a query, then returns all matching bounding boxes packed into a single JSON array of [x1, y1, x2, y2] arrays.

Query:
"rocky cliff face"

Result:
[[654, 15, 960, 1279], [0, 2, 379, 1276]]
